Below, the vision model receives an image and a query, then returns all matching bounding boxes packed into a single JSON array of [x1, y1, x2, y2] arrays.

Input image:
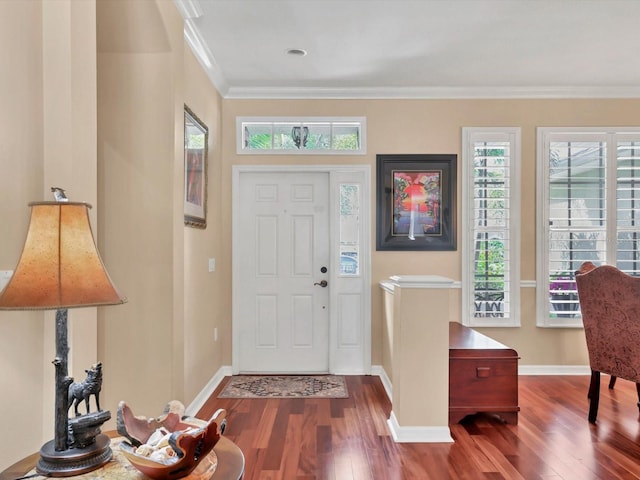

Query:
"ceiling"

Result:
[[174, 0, 640, 99]]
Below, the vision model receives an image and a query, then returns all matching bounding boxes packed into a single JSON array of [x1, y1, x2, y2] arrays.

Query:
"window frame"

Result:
[[236, 116, 367, 155], [462, 127, 521, 327], [536, 127, 640, 327]]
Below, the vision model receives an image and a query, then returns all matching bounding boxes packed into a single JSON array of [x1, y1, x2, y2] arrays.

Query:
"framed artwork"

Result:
[[376, 154, 456, 251], [184, 105, 209, 228]]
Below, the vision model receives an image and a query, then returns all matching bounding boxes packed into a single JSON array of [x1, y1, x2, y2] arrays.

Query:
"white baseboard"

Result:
[[518, 365, 590, 375], [387, 411, 453, 443], [185, 365, 233, 417], [371, 365, 393, 402]]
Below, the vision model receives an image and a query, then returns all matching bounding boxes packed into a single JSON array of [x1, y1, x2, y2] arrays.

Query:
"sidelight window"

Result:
[[462, 128, 521, 327], [339, 184, 360, 276]]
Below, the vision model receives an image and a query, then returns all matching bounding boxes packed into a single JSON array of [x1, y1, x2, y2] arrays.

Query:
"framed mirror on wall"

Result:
[[184, 105, 209, 228]]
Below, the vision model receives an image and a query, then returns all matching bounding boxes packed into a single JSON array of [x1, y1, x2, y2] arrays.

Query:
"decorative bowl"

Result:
[[117, 401, 226, 480]]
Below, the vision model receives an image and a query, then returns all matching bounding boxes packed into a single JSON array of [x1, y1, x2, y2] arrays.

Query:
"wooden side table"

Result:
[[0, 433, 244, 480]]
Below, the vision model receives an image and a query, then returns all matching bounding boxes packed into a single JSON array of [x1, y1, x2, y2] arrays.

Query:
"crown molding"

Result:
[[173, 0, 202, 19], [175, 0, 229, 96], [387, 412, 453, 443], [223, 85, 640, 100]]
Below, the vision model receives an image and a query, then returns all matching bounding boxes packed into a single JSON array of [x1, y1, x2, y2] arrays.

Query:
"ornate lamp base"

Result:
[[36, 433, 112, 477]]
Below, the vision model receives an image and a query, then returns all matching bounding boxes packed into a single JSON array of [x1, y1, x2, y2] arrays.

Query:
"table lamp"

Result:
[[0, 191, 126, 476]]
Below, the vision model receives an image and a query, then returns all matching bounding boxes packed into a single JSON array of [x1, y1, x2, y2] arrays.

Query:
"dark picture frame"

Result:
[[184, 105, 209, 228], [376, 154, 457, 251]]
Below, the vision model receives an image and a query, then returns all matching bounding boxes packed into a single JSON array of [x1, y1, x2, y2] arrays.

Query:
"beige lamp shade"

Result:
[[0, 201, 126, 310]]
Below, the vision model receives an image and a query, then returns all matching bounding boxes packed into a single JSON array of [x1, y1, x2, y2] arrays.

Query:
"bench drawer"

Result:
[[449, 358, 518, 407]]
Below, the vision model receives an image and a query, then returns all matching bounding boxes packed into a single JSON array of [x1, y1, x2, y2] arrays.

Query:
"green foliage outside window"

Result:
[[247, 133, 272, 150], [244, 127, 359, 151], [332, 133, 359, 150], [474, 147, 507, 296], [475, 238, 505, 292]]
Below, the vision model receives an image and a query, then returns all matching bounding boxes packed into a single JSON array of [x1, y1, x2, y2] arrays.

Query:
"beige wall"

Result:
[[96, 0, 214, 425], [0, 1, 45, 467], [221, 98, 640, 373], [96, 0, 226, 431], [97, 0, 179, 423], [0, 0, 103, 467], [183, 46, 226, 402], [391, 283, 451, 428]]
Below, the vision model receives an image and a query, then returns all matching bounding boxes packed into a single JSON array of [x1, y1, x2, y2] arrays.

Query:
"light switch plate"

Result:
[[208, 258, 215, 272]]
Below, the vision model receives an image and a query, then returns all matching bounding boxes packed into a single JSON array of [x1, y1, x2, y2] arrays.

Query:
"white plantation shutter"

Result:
[[462, 128, 521, 327], [537, 129, 640, 327], [616, 140, 640, 275]]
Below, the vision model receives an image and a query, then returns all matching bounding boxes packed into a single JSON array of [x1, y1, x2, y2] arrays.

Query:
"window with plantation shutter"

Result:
[[462, 128, 521, 327], [537, 128, 640, 327], [616, 139, 640, 275]]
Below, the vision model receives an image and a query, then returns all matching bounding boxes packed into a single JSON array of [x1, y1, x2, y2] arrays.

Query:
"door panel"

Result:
[[256, 216, 277, 276], [237, 172, 329, 372]]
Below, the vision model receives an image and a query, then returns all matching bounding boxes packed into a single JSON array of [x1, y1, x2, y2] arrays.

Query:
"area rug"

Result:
[[218, 375, 348, 399]]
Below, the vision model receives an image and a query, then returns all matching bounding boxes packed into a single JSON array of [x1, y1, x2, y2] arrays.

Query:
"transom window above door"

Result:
[[236, 117, 366, 155]]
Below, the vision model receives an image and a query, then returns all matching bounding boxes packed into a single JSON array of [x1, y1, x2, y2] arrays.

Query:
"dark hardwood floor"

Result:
[[197, 375, 640, 479]]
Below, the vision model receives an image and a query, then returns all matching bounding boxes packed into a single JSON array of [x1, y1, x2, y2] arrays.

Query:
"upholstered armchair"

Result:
[[574, 261, 640, 423]]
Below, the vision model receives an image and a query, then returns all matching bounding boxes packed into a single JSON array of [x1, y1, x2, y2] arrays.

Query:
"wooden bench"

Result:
[[449, 322, 520, 424]]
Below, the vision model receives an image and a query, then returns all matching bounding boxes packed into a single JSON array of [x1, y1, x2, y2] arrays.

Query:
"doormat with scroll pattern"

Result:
[[218, 375, 348, 398]]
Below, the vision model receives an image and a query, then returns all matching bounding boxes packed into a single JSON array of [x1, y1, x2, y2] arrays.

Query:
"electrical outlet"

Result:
[[208, 258, 216, 272], [0, 270, 13, 291]]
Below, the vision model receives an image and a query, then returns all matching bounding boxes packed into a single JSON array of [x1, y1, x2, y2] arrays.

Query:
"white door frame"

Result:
[[232, 164, 371, 374]]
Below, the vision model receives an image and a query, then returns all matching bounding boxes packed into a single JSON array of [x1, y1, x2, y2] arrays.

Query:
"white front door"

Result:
[[236, 171, 330, 372]]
